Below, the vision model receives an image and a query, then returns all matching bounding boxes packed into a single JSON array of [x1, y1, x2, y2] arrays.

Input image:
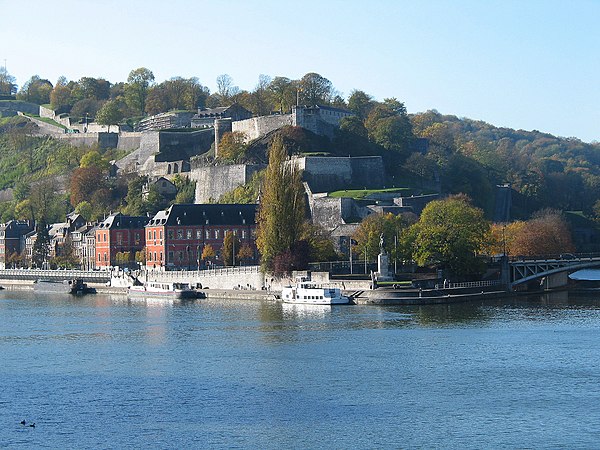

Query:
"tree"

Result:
[[303, 223, 338, 262], [347, 89, 375, 120], [201, 244, 216, 267], [365, 98, 413, 154], [75, 201, 93, 221], [407, 195, 490, 278], [256, 135, 306, 274], [298, 72, 333, 105], [125, 67, 155, 115], [510, 209, 575, 256], [223, 231, 241, 266], [237, 243, 254, 265], [172, 175, 196, 204], [0, 66, 17, 95], [268, 76, 296, 113], [248, 74, 272, 116], [70, 166, 107, 207], [353, 212, 416, 263], [32, 222, 51, 268], [79, 150, 110, 171], [16, 75, 53, 104], [49, 76, 72, 112], [218, 131, 248, 161], [96, 99, 124, 132]]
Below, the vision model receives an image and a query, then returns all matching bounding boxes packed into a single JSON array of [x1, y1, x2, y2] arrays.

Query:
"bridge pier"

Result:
[[540, 272, 569, 290]]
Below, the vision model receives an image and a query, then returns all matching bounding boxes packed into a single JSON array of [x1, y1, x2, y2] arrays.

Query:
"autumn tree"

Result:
[[218, 131, 248, 161], [201, 244, 216, 267], [256, 135, 306, 274], [237, 243, 254, 265], [70, 166, 107, 207], [223, 231, 241, 266], [510, 209, 575, 256], [406, 195, 490, 278]]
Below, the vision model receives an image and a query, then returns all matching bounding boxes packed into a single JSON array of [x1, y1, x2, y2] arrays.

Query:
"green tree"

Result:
[[16, 75, 53, 104], [75, 201, 93, 220], [0, 66, 17, 95], [298, 72, 333, 105], [407, 195, 490, 278], [353, 212, 415, 263], [347, 89, 375, 120], [268, 76, 296, 113], [172, 175, 196, 204], [125, 67, 155, 115], [96, 99, 124, 132], [32, 222, 51, 268], [79, 150, 110, 171], [256, 135, 306, 273]]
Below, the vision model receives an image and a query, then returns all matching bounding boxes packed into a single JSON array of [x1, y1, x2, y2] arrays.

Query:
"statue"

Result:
[[379, 233, 384, 253]]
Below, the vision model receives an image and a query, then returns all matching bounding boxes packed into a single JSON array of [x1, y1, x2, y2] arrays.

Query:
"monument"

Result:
[[376, 233, 392, 282]]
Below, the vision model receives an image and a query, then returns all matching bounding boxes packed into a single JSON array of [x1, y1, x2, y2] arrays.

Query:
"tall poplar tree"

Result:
[[256, 136, 305, 273]]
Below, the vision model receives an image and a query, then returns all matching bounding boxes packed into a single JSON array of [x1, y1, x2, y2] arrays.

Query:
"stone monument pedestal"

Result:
[[375, 252, 392, 281]]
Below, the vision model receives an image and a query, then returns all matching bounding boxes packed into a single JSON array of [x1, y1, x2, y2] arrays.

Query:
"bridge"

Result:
[[508, 254, 600, 289], [0, 269, 111, 283]]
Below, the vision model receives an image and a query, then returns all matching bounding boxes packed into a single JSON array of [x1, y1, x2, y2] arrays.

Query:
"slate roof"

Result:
[[97, 213, 149, 230], [148, 204, 258, 227]]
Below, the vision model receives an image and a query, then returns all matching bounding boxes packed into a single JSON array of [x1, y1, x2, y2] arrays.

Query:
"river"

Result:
[[1, 290, 600, 448]]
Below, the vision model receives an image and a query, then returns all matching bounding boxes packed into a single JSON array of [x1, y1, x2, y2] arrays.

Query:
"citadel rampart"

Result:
[[189, 162, 265, 203], [294, 156, 384, 193], [232, 114, 293, 141]]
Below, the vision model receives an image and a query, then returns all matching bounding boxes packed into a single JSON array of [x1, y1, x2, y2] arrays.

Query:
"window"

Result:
[[214, 230, 219, 239], [148, 252, 152, 262], [177, 229, 183, 239], [196, 230, 202, 239], [205, 230, 210, 240], [168, 230, 174, 239], [160, 230, 163, 240], [153, 231, 156, 240], [148, 231, 152, 240], [154, 252, 157, 262], [187, 230, 192, 240], [178, 251, 183, 261], [135, 232, 140, 244], [116, 232, 123, 246], [241, 230, 246, 239], [160, 252, 163, 262], [168, 251, 174, 261]]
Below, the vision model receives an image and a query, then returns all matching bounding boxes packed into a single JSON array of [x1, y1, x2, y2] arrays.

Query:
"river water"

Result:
[[1, 290, 600, 448]]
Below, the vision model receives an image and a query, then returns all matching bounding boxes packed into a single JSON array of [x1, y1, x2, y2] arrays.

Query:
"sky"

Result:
[[1, 0, 599, 142]]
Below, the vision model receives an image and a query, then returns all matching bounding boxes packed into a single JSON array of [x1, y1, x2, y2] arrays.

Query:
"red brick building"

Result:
[[95, 213, 148, 269], [145, 204, 258, 270]]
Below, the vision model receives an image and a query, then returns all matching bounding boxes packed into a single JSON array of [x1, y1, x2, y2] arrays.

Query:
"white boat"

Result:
[[128, 281, 197, 299], [281, 276, 349, 305]]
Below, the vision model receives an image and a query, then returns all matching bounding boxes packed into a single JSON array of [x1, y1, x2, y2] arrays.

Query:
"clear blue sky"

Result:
[[2, 0, 598, 142]]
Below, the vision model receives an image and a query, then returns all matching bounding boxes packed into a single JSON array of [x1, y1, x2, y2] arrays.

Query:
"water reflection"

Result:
[[281, 303, 332, 319]]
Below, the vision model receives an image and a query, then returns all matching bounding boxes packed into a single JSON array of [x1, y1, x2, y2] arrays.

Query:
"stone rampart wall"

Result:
[[117, 132, 142, 151], [232, 114, 293, 141], [309, 196, 355, 231], [190, 164, 264, 203], [293, 156, 384, 193], [0, 101, 39, 117]]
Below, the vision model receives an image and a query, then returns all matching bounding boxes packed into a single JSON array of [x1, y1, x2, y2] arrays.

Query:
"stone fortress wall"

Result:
[[232, 114, 293, 141], [189, 162, 265, 203]]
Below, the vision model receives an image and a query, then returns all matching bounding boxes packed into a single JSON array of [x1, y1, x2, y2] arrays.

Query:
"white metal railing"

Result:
[[142, 265, 261, 280]]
